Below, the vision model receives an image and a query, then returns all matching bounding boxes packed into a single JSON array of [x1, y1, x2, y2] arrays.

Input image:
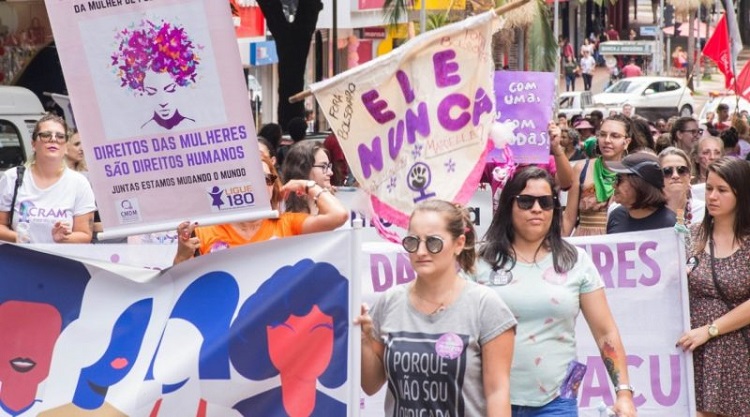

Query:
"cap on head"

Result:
[[606, 152, 664, 189]]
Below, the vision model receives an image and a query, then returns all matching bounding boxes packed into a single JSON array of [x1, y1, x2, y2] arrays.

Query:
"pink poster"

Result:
[[45, 0, 274, 239]]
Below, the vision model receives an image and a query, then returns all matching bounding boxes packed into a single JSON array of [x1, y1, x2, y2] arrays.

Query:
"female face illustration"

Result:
[[0, 301, 62, 411], [266, 305, 334, 381], [144, 71, 180, 122]]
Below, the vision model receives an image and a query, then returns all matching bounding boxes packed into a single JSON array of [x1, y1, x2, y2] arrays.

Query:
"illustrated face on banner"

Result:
[[112, 18, 200, 131], [267, 305, 334, 382], [230, 260, 348, 417], [0, 301, 62, 413], [72, 298, 153, 410]]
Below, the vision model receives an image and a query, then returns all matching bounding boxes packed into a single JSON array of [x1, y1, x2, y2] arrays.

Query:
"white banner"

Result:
[[0, 230, 360, 417], [40, 226, 694, 416], [46, 0, 273, 239], [310, 12, 501, 229]]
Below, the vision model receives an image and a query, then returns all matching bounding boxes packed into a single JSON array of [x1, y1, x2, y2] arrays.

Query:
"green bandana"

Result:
[[593, 157, 617, 203]]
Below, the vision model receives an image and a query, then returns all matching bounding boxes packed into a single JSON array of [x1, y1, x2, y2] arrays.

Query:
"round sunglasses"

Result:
[[662, 166, 690, 177], [402, 235, 444, 254]]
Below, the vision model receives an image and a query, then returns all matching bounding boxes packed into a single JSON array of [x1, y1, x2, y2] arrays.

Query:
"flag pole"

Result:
[[288, 0, 532, 103]]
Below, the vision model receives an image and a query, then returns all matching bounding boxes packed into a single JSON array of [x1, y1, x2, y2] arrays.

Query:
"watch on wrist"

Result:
[[304, 180, 316, 194], [614, 384, 635, 394], [708, 323, 720, 338]]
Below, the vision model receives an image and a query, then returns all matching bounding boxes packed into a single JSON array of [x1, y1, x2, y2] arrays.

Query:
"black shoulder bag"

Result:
[[708, 239, 750, 350], [7, 165, 25, 229]]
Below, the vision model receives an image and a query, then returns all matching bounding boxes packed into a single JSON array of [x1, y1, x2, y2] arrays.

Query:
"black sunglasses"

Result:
[[515, 194, 556, 211], [662, 166, 690, 177], [402, 235, 444, 254], [264, 174, 278, 186]]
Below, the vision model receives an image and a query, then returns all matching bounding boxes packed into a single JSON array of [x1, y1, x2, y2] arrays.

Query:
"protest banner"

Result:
[[360, 228, 695, 417], [45, 0, 274, 239], [493, 71, 555, 165], [310, 12, 502, 231], [0, 229, 359, 417]]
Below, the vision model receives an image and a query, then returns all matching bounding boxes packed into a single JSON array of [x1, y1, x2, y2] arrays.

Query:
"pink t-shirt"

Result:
[[621, 64, 642, 78]]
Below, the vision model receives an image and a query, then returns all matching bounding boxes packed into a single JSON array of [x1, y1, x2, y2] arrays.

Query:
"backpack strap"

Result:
[[8, 165, 25, 229]]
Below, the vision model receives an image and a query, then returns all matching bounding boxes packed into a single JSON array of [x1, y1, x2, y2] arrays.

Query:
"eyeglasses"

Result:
[[313, 162, 333, 172], [264, 174, 278, 186], [515, 194, 556, 211], [402, 235, 444, 254], [680, 128, 704, 136], [36, 131, 68, 143], [662, 166, 690, 177], [596, 131, 627, 141]]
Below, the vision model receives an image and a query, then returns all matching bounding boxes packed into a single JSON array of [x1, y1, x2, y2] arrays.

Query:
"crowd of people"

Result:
[[1, 100, 750, 417]]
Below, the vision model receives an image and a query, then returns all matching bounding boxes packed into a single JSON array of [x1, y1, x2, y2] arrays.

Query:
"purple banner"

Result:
[[493, 71, 555, 164]]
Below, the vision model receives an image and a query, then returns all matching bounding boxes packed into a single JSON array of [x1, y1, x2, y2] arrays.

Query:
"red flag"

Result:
[[703, 14, 734, 89], [736, 61, 750, 102]]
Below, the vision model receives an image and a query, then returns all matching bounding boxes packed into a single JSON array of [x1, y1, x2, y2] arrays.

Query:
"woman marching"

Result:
[[0, 114, 95, 243], [477, 167, 637, 417], [677, 157, 750, 417], [356, 200, 517, 417]]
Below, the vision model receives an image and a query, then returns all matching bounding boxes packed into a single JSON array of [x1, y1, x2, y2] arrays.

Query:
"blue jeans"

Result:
[[511, 397, 578, 417]]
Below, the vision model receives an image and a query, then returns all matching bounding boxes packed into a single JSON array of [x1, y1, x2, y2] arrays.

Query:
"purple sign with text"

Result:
[[494, 71, 555, 165]]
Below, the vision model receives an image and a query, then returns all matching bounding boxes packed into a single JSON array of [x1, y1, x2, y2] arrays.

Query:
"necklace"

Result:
[[514, 250, 538, 264], [234, 221, 261, 237], [410, 281, 457, 315]]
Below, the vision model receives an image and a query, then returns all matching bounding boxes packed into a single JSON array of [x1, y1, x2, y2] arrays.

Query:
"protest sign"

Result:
[[494, 71, 556, 164], [45, 0, 274, 239], [0, 229, 359, 417], [310, 12, 502, 229], [361, 229, 695, 417]]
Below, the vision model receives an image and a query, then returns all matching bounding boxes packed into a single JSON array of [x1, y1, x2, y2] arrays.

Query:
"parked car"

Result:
[[0, 86, 46, 171], [698, 93, 750, 125], [591, 76, 695, 120], [558, 91, 594, 119]]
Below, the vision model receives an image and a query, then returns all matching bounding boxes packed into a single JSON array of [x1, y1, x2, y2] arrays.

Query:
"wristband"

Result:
[[314, 188, 330, 204], [614, 384, 635, 394]]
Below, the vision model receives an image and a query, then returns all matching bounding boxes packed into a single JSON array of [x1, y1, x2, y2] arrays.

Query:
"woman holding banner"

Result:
[[356, 200, 517, 417], [281, 140, 333, 214], [0, 114, 96, 244], [173, 154, 348, 263], [477, 167, 637, 417], [677, 157, 750, 417], [564, 114, 632, 236]]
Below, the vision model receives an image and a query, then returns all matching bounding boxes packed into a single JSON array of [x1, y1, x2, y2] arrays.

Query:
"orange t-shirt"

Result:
[[195, 212, 308, 255]]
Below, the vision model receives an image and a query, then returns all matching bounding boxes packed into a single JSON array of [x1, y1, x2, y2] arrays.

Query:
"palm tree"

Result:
[[381, 0, 557, 72]]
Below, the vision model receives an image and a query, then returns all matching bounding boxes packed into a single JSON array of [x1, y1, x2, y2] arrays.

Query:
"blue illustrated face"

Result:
[[73, 299, 153, 410]]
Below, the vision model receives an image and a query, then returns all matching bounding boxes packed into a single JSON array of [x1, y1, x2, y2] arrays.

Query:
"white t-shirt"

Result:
[[0, 166, 96, 243], [580, 56, 596, 74]]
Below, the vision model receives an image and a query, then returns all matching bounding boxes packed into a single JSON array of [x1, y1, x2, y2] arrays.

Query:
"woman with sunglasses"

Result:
[[660, 147, 705, 227], [356, 200, 516, 417], [606, 152, 676, 234], [670, 117, 703, 156], [173, 154, 347, 263], [676, 157, 750, 417], [476, 167, 637, 417], [0, 114, 95, 244], [564, 114, 632, 236], [281, 140, 333, 214]]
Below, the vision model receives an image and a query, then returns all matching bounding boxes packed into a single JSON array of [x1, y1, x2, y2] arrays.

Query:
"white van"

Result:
[[0, 86, 46, 171]]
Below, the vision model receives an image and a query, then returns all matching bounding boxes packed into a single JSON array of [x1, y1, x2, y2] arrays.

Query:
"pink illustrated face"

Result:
[[0, 301, 62, 406], [267, 305, 334, 382]]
